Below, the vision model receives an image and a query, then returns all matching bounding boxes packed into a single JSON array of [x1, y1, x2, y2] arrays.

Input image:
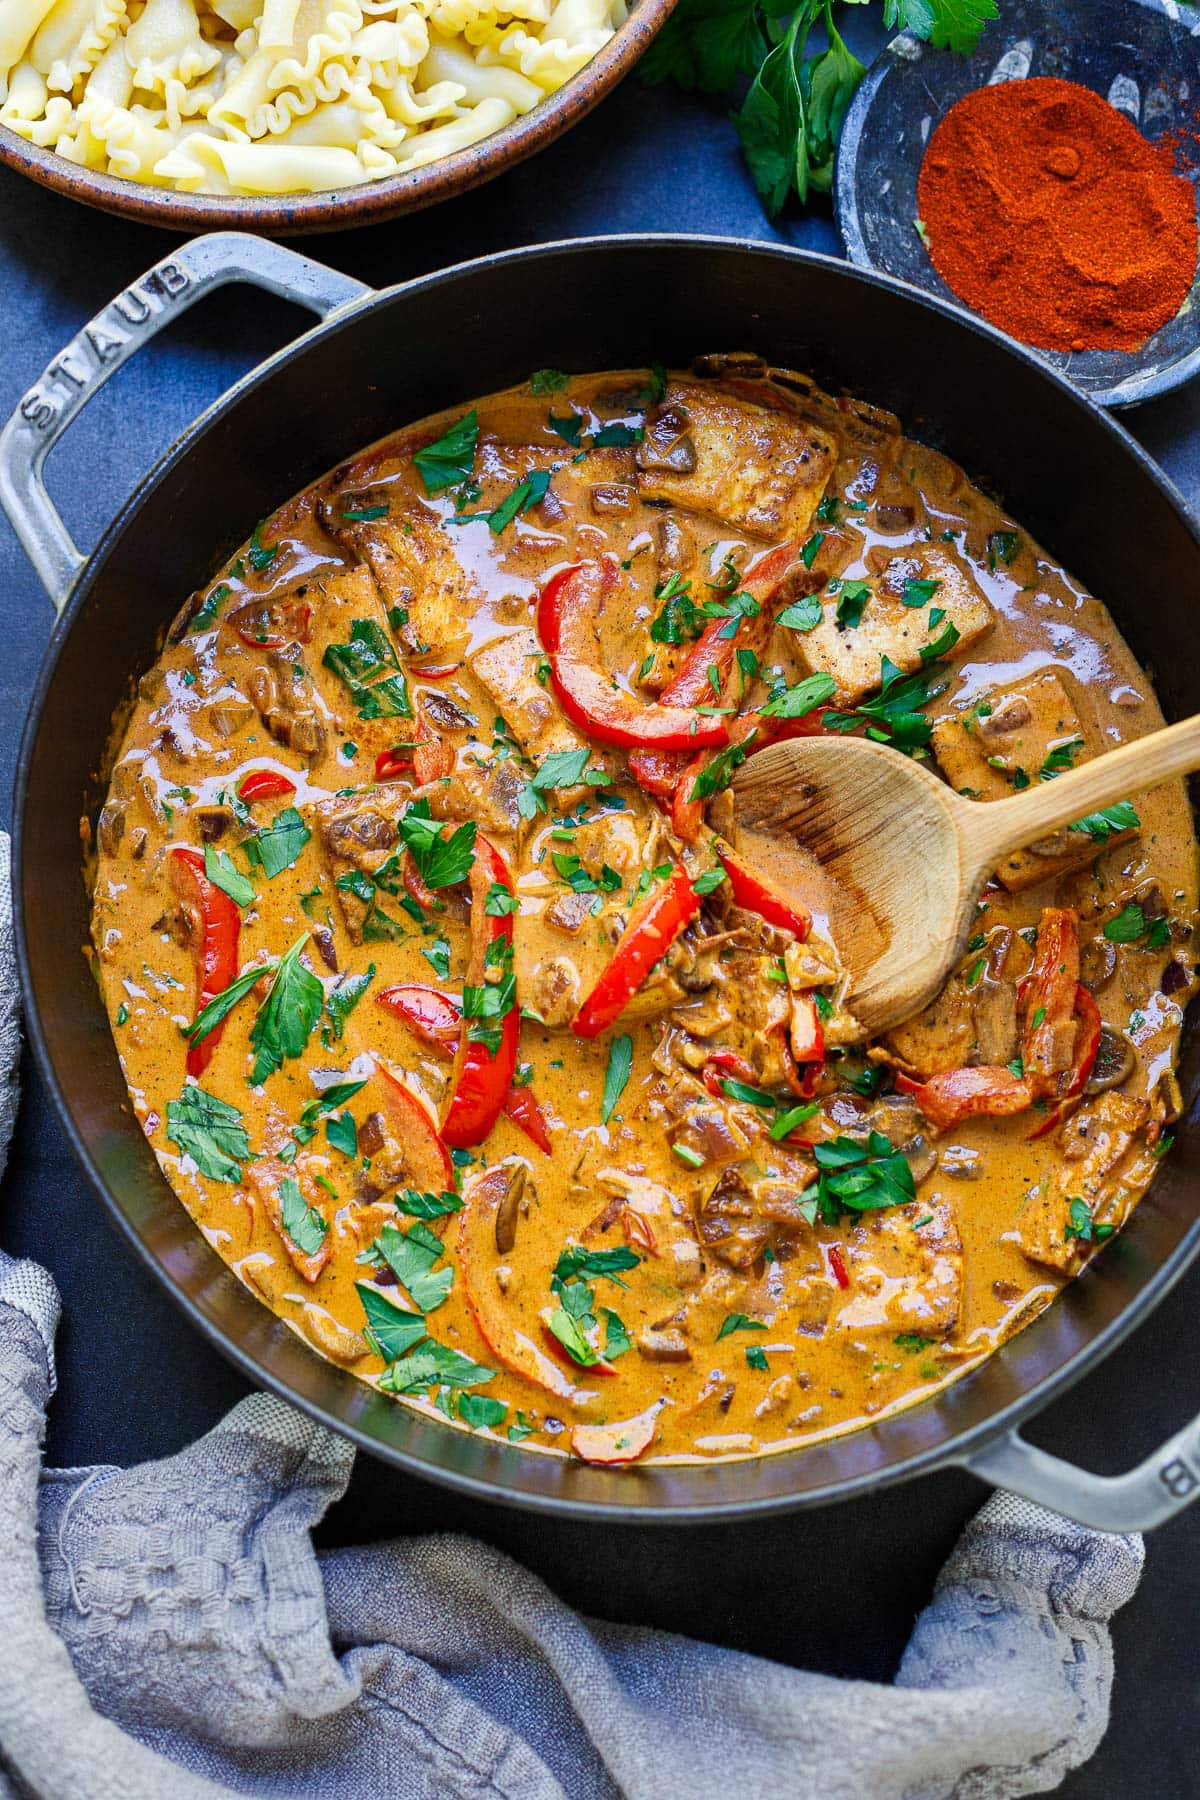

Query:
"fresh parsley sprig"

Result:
[[639, 0, 998, 218]]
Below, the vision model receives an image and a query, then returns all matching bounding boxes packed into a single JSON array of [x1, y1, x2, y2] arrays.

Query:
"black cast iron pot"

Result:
[[5, 232, 1200, 1526]]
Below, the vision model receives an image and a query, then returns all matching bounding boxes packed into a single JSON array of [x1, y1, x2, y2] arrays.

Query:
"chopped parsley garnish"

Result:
[[323, 964, 374, 1043], [322, 619, 412, 720], [373, 1220, 454, 1313], [546, 1244, 639, 1367], [1071, 801, 1139, 843], [688, 733, 756, 801], [548, 411, 584, 447], [552, 1245, 640, 1288], [650, 573, 702, 644], [453, 469, 552, 534], [835, 579, 871, 629], [719, 1076, 776, 1108], [325, 1111, 357, 1159], [190, 583, 229, 632], [165, 1085, 252, 1184], [458, 1394, 508, 1431], [185, 958, 271, 1049], [601, 1033, 633, 1124], [204, 845, 256, 909], [895, 1333, 933, 1352], [412, 410, 478, 494], [693, 866, 727, 895], [397, 1187, 463, 1220], [717, 1312, 766, 1339], [1103, 903, 1170, 947], [1039, 738, 1084, 780], [378, 1341, 495, 1395], [701, 589, 760, 640], [530, 368, 570, 394], [341, 504, 388, 522], [778, 593, 823, 633], [422, 937, 452, 980], [356, 1283, 428, 1361], [115, 1002, 129, 1026], [242, 805, 311, 880], [1064, 1197, 1115, 1245], [248, 934, 323, 1085], [399, 799, 476, 888], [760, 671, 837, 720], [485, 882, 518, 916], [987, 529, 1020, 572], [820, 654, 952, 754], [813, 1131, 916, 1222], [591, 422, 643, 448], [745, 1346, 769, 1371], [247, 522, 278, 572], [280, 1176, 328, 1256], [901, 577, 941, 608], [768, 1101, 820, 1139]]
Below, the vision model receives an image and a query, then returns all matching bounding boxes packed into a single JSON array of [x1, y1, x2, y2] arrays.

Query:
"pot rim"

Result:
[[14, 231, 1200, 1519]]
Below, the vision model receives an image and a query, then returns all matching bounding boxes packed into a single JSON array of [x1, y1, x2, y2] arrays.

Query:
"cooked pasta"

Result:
[[0, 0, 625, 194]]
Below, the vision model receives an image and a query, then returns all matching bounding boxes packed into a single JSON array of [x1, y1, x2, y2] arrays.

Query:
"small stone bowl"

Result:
[[834, 0, 1200, 408]]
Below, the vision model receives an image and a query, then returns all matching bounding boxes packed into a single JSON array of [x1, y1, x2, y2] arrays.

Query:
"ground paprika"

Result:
[[916, 76, 1198, 353]]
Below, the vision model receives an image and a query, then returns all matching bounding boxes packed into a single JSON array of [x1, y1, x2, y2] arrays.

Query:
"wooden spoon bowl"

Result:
[[732, 715, 1200, 1035]]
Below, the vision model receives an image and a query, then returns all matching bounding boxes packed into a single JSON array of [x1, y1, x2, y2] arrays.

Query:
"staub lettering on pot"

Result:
[[18, 262, 190, 432]]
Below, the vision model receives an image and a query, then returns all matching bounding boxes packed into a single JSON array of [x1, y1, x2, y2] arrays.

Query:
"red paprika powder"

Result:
[[916, 76, 1198, 353]]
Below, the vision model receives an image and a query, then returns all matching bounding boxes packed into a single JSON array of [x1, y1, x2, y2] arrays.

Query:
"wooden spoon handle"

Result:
[[958, 712, 1200, 879]]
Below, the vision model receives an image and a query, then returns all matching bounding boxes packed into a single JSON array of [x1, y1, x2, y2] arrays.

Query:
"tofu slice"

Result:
[[1018, 1092, 1152, 1273], [835, 1198, 962, 1338], [469, 627, 587, 764], [790, 544, 993, 705], [931, 669, 1139, 892], [304, 787, 406, 945], [636, 380, 838, 540], [318, 493, 477, 664]]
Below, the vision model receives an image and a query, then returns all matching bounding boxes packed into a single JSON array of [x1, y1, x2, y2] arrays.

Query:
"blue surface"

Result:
[[1, 23, 1198, 1792]]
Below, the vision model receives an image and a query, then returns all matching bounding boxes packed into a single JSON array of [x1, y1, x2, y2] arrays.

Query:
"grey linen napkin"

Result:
[[0, 830, 1145, 1800]]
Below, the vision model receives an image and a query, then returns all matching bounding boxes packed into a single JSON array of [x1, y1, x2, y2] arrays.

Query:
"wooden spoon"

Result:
[[731, 716, 1200, 1035]]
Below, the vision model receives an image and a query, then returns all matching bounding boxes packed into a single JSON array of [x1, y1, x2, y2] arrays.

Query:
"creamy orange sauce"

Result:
[[88, 361, 1197, 1466]]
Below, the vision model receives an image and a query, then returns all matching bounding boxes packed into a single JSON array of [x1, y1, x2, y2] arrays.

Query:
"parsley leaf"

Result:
[[322, 620, 412, 721], [249, 934, 323, 1085], [399, 799, 476, 888], [243, 806, 311, 879], [552, 1244, 640, 1289], [760, 671, 836, 719], [813, 1130, 916, 1221], [413, 410, 478, 494], [778, 592, 823, 632], [378, 1341, 494, 1394], [530, 368, 570, 394], [689, 732, 757, 801], [650, 574, 702, 644], [356, 1283, 428, 1361], [454, 469, 552, 534], [458, 1393, 508, 1430], [165, 1085, 251, 1183], [324, 964, 375, 1042], [204, 845, 256, 909], [1071, 801, 1139, 843], [185, 958, 271, 1049], [398, 1188, 463, 1220], [601, 1033, 633, 1124], [901, 577, 941, 608], [836, 578, 871, 628], [373, 1221, 454, 1313], [717, 1312, 767, 1339], [280, 1176, 328, 1256]]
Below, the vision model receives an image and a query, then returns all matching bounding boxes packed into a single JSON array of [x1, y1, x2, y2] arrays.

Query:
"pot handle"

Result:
[[0, 231, 371, 614], [959, 1416, 1200, 1532]]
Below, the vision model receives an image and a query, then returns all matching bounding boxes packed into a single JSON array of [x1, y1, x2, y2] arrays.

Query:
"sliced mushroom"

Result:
[[358, 1111, 386, 1156], [493, 1161, 527, 1256], [1080, 936, 1118, 993], [196, 805, 233, 843], [636, 1327, 692, 1363], [97, 802, 126, 857], [590, 483, 635, 517], [691, 351, 768, 380], [313, 927, 338, 973], [940, 1144, 983, 1180], [300, 1305, 369, 1363], [528, 955, 580, 1028], [638, 405, 697, 475], [1084, 1025, 1136, 1095], [546, 891, 595, 935], [209, 700, 254, 738]]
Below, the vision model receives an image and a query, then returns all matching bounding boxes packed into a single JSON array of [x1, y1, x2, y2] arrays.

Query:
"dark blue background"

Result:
[[2, 15, 1198, 1791]]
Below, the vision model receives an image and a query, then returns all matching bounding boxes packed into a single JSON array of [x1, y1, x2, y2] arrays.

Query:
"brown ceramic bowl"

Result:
[[0, 0, 674, 235]]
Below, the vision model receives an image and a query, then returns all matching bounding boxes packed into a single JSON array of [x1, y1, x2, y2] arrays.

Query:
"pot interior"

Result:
[[18, 238, 1200, 1517]]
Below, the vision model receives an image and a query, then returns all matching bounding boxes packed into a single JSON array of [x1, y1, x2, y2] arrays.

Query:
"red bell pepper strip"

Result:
[[671, 752, 708, 843], [374, 1061, 454, 1191], [374, 707, 452, 787], [170, 847, 241, 1079], [237, 769, 297, 803], [828, 1244, 851, 1290], [896, 1065, 1034, 1132], [538, 561, 729, 751], [1021, 908, 1081, 1091], [441, 835, 519, 1149], [374, 983, 551, 1153], [719, 846, 812, 941], [502, 1084, 553, 1155], [788, 994, 824, 1069], [1027, 985, 1103, 1141], [410, 662, 461, 681], [572, 863, 701, 1040], [702, 1049, 760, 1097]]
